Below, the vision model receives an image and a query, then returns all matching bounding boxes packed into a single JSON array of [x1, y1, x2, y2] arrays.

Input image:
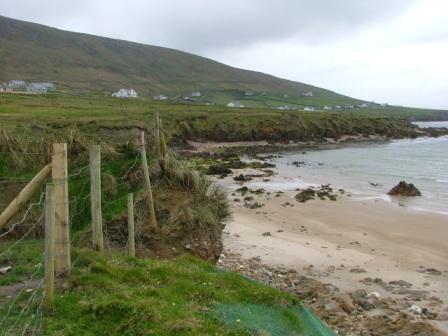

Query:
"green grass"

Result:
[[0, 240, 302, 336], [0, 239, 44, 286], [1, 93, 446, 146]]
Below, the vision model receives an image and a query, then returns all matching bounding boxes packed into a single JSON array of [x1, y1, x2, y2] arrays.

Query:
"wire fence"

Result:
[[0, 138, 159, 335], [0, 192, 46, 336]]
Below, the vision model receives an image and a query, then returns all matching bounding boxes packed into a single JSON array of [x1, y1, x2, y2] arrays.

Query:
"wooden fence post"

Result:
[[52, 143, 71, 277], [140, 131, 158, 231], [127, 193, 135, 257], [154, 111, 161, 157], [89, 145, 104, 252], [44, 184, 55, 310], [0, 164, 51, 228]]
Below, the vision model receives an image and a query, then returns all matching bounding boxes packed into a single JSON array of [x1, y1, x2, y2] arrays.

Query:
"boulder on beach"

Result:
[[387, 181, 421, 196]]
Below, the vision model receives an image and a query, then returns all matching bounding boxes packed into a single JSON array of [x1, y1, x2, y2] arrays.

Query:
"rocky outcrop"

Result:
[[388, 181, 422, 196]]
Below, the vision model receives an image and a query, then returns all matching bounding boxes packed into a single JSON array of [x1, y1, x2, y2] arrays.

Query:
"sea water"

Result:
[[247, 122, 448, 215]]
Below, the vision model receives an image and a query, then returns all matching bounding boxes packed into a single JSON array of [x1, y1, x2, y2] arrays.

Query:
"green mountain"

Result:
[[0, 15, 366, 108]]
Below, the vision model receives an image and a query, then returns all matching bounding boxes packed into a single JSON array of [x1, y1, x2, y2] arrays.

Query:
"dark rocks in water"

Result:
[[387, 181, 421, 196], [291, 160, 306, 167]]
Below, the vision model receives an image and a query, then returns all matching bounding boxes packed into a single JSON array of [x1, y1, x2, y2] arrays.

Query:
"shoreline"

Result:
[[213, 163, 448, 334]]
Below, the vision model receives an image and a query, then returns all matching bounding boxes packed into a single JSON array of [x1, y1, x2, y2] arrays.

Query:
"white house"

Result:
[[304, 107, 315, 111], [112, 89, 138, 98], [245, 91, 255, 96], [26, 83, 48, 94], [303, 91, 314, 97], [0, 83, 13, 93], [8, 80, 27, 91], [190, 91, 201, 97], [227, 101, 245, 108], [154, 94, 168, 100], [40, 82, 56, 91], [275, 105, 293, 110], [323, 106, 332, 110]]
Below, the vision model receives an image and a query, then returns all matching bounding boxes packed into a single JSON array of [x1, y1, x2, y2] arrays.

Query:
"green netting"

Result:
[[296, 305, 336, 336], [214, 303, 335, 336]]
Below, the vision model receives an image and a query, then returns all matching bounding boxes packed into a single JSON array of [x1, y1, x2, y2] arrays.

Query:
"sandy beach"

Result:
[[216, 169, 448, 333]]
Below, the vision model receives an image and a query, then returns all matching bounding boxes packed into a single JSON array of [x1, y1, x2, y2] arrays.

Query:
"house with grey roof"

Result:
[[8, 80, 27, 91], [26, 83, 48, 94]]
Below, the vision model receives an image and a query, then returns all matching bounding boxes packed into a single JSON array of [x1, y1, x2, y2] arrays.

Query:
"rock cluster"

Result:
[[218, 252, 445, 336], [295, 184, 340, 203], [388, 181, 422, 196]]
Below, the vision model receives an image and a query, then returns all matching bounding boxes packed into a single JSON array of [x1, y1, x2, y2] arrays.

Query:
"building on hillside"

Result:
[[245, 91, 255, 96], [112, 89, 138, 98], [381, 103, 388, 107], [40, 82, 56, 91], [227, 101, 245, 108], [0, 83, 13, 93], [26, 83, 48, 94], [304, 107, 315, 111], [335, 105, 342, 110], [8, 80, 27, 91], [323, 106, 332, 110], [302, 91, 314, 97], [275, 105, 293, 110], [190, 91, 201, 97], [154, 94, 168, 100]]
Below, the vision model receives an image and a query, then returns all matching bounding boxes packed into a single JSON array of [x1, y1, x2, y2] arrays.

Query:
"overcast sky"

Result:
[[2, 0, 447, 109]]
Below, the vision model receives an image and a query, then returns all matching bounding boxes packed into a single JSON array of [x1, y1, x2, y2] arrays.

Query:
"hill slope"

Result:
[[0, 15, 361, 107]]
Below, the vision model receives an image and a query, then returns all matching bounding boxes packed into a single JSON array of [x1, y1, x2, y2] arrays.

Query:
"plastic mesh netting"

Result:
[[214, 303, 335, 336]]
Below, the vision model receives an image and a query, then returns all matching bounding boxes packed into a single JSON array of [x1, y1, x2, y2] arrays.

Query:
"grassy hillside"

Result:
[[0, 15, 363, 108], [0, 239, 307, 335]]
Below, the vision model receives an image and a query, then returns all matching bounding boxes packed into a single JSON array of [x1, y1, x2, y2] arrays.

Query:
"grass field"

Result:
[[1, 93, 447, 144], [0, 239, 305, 335]]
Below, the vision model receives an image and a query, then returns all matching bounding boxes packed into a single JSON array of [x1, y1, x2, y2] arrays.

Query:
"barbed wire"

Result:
[[0, 192, 45, 239], [0, 149, 153, 335], [0, 203, 45, 258]]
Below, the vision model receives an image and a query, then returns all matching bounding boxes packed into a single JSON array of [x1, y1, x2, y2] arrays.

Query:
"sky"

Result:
[[1, 0, 448, 109]]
